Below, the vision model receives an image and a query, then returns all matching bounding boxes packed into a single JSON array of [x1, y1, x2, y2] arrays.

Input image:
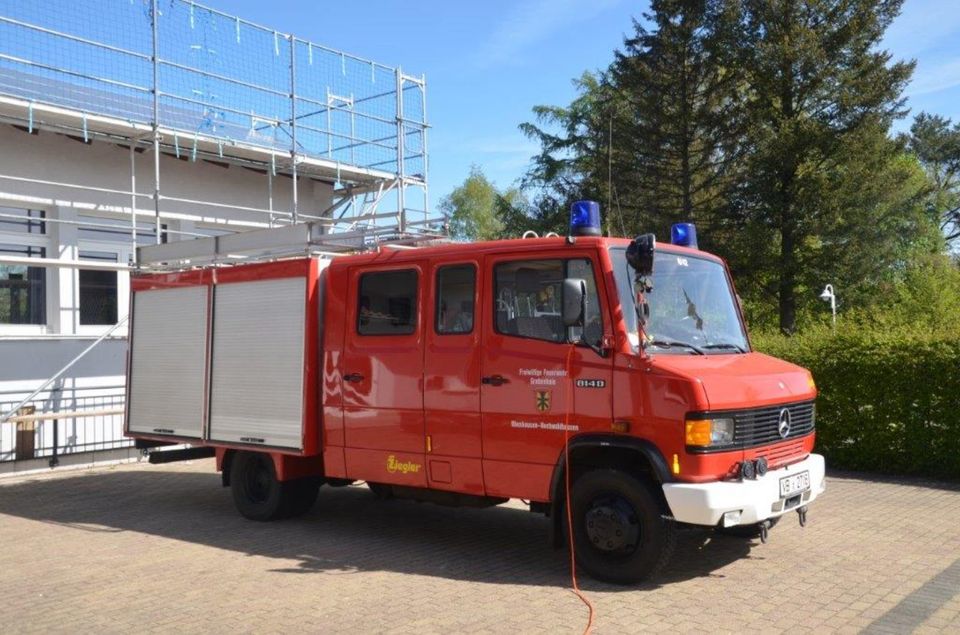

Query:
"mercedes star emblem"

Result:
[[778, 408, 792, 439]]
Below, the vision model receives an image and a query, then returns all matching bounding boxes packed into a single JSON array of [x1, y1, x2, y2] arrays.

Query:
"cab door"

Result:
[[480, 251, 614, 501], [423, 261, 484, 494], [341, 263, 426, 486]]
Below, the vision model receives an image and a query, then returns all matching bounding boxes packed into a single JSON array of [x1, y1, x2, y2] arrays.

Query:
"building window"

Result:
[[436, 265, 475, 335], [78, 216, 167, 245], [357, 269, 417, 336], [0, 243, 46, 325], [79, 251, 118, 325], [0, 207, 45, 235]]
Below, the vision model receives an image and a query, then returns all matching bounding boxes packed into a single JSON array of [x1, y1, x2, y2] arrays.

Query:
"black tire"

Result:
[[281, 477, 321, 518], [231, 451, 286, 521], [570, 469, 676, 585], [716, 516, 780, 538]]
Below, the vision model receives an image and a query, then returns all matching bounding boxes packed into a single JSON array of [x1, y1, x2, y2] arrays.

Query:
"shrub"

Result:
[[752, 326, 960, 480]]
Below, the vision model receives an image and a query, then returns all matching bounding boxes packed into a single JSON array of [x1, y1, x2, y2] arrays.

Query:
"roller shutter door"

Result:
[[127, 286, 208, 439], [208, 277, 306, 449]]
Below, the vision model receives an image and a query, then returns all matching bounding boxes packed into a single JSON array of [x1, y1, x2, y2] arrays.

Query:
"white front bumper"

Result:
[[661, 453, 826, 526]]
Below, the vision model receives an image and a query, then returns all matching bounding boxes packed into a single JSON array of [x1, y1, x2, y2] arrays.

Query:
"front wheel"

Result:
[[570, 470, 676, 585]]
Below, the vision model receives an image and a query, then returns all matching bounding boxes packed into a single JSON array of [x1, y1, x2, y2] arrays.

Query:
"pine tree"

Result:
[[906, 112, 960, 243], [519, 1, 747, 244], [738, 0, 914, 333], [608, 0, 747, 241], [519, 72, 614, 233]]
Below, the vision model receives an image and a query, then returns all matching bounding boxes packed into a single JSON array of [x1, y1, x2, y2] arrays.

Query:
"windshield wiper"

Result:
[[648, 338, 705, 355], [702, 342, 746, 353]]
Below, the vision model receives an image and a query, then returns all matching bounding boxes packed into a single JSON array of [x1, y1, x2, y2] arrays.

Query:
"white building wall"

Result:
[[0, 123, 334, 462]]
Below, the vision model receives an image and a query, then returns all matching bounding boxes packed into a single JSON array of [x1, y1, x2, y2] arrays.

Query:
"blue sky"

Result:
[[208, 0, 960, 209]]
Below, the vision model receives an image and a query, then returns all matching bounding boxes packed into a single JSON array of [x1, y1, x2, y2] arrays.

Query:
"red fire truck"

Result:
[[125, 202, 825, 584]]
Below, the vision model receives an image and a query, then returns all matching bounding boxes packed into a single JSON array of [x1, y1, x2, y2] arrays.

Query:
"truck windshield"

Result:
[[610, 247, 749, 354]]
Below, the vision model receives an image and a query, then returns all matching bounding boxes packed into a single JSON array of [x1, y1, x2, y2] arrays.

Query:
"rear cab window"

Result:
[[357, 269, 418, 335], [435, 264, 476, 335]]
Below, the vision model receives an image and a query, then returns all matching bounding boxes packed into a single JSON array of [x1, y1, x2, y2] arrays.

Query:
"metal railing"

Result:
[[0, 384, 131, 466]]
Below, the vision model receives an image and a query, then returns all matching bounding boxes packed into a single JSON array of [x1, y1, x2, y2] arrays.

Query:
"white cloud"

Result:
[[471, 134, 540, 156], [474, 0, 624, 68], [883, 0, 960, 58], [907, 57, 960, 97]]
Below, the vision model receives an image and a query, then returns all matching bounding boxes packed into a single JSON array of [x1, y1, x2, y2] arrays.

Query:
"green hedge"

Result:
[[752, 329, 960, 480]]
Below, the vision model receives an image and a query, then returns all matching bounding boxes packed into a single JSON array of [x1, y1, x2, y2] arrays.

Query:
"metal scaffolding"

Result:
[[0, 0, 441, 260], [0, 1, 444, 466]]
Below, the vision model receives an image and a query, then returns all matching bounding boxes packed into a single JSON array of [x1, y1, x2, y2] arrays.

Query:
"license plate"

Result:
[[779, 471, 810, 497]]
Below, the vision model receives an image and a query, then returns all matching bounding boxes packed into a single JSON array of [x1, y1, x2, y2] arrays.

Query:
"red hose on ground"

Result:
[[563, 345, 595, 634]]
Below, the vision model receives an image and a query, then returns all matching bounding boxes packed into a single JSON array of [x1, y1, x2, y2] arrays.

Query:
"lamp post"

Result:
[[819, 284, 836, 329]]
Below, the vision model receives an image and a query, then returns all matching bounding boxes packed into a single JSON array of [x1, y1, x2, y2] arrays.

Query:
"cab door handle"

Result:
[[343, 372, 364, 383], [482, 375, 508, 386]]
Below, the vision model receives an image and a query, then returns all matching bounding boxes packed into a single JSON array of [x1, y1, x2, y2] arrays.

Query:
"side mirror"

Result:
[[626, 233, 656, 278], [562, 278, 586, 327]]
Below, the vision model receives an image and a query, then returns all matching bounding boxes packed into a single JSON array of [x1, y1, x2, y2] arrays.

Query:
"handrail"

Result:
[[0, 316, 129, 424], [5, 408, 125, 424]]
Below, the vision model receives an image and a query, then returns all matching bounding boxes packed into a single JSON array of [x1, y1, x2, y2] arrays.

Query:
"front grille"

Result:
[[734, 401, 815, 448], [745, 438, 806, 468], [686, 400, 816, 454]]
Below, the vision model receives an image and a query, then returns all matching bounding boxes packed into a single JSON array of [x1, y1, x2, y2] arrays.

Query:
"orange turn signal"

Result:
[[685, 419, 712, 446], [612, 420, 630, 433]]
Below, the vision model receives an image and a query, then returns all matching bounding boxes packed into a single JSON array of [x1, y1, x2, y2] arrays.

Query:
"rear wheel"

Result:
[[230, 452, 320, 521], [570, 470, 676, 585], [231, 452, 285, 521]]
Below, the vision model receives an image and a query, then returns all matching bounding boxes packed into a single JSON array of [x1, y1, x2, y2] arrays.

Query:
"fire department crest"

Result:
[[535, 390, 551, 412]]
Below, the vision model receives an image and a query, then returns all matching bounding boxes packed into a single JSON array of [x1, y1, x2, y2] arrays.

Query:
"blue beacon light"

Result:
[[671, 222, 698, 249], [570, 200, 602, 237]]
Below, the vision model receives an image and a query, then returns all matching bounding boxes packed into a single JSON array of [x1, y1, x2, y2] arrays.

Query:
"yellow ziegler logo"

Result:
[[387, 455, 422, 474]]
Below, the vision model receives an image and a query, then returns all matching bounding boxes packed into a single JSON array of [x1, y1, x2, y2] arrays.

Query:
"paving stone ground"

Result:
[[0, 458, 958, 634]]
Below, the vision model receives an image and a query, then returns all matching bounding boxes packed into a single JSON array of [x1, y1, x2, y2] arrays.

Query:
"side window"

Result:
[[436, 265, 475, 334], [357, 269, 418, 336], [494, 258, 602, 345], [494, 260, 565, 342]]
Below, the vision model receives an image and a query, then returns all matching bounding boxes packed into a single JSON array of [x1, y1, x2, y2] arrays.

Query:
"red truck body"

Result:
[[126, 234, 825, 583]]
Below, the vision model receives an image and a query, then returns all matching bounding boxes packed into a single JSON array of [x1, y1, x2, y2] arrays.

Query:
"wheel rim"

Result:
[[243, 456, 273, 504], [584, 493, 641, 555]]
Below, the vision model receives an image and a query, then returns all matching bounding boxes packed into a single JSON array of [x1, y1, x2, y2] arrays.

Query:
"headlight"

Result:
[[685, 417, 735, 447]]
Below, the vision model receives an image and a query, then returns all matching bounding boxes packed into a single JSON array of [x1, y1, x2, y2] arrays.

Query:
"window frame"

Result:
[[76, 213, 167, 246], [434, 263, 477, 336], [492, 256, 604, 347], [356, 268, 419, 337], [0, 206, 46, 235], [0, 204, 52, 335], [75, 238, 132, 336]]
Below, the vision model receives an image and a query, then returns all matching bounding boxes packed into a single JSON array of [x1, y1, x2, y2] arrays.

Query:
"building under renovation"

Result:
[[0, 0, 438, 470]]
